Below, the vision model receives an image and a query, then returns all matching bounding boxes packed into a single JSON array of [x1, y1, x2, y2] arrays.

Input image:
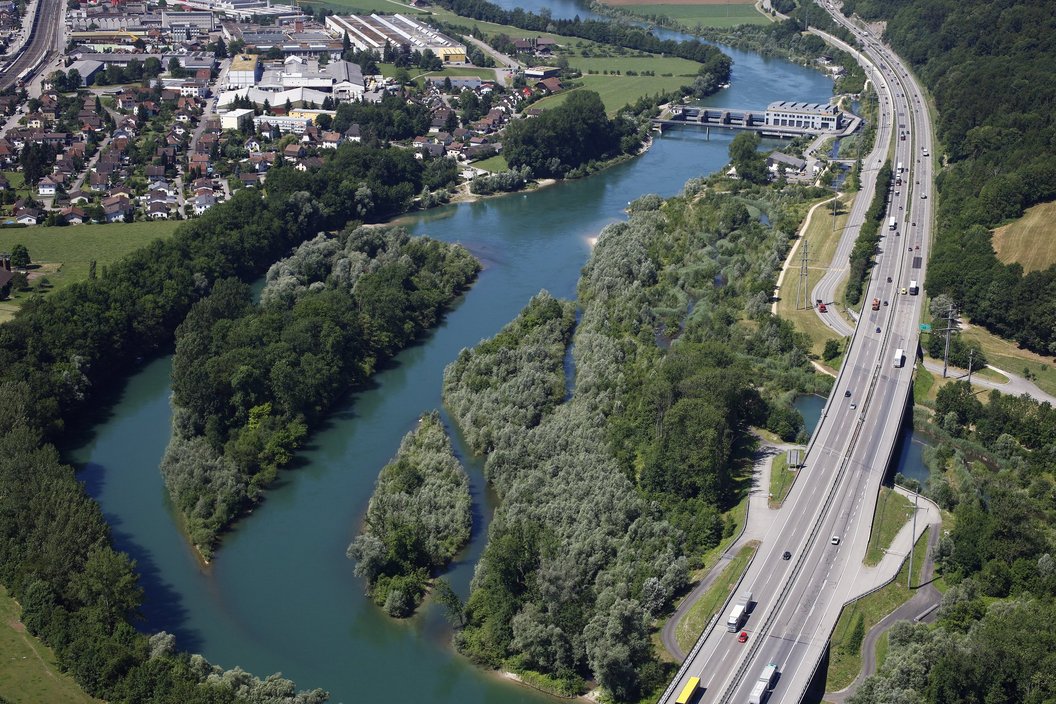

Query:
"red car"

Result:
[[738, 631, 749, 643]]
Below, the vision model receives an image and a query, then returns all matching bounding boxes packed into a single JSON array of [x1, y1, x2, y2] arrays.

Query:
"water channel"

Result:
[[73, 42, 835, 704], [794, 395, 930, 486]]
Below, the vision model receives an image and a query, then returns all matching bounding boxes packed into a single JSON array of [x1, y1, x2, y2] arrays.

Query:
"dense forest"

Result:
[[444, 178, 826, 700], [442, 290, 576, 454], [347, 412, 471, 617], [849, 380, 1056, 703], [163, 227, 479, 557], [845, 161, 892, 305], [838, 0, 1056, 355], [503, 91, 644, 178], [0, 136, 448, 701]]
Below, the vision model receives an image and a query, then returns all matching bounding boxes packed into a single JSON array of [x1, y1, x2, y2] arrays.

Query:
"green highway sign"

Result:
[[920, 323, 932, 332]]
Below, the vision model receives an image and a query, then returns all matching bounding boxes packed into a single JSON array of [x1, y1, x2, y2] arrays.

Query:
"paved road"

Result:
[[921, 359, 1056, 406], [661, 441, 792, 661], [809, 28, 899, 338], [826, 493, 942, 703], [658, 4, 938, 703], [464, 36, 521, 85]]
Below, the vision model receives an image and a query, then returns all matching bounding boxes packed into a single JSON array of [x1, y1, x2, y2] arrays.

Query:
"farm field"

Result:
[[991, 200, 1056, 274], [0, 221, 180, 322], [615, 3, 770, 27]]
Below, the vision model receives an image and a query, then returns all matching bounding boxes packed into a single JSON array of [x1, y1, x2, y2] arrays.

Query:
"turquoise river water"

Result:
[[73, 42, 837, 704]]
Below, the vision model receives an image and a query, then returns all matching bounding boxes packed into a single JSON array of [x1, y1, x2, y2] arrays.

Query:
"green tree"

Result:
[[10, 244, 30, 268], [728, 132, 768, 184]]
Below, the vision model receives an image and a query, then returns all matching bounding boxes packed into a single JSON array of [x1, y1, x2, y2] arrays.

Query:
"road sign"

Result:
[[919, 323, 932, 332]]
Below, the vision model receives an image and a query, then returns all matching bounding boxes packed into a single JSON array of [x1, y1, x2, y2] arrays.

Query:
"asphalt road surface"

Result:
[[658, 4, 936, 703]]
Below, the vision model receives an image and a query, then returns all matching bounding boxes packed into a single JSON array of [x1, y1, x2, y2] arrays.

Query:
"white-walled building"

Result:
[[220, 108, 255, 131], [764, 101, 843, 131], [228, 54, 262, 88]]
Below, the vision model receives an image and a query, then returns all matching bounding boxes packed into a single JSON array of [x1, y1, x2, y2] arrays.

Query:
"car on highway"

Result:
[[884, 300, 889, 306], [830, 536, 841, 545], [887, 276, 893, 282], [849, 402, 857, 410], [844, 389, 851, 397], [738, 631, 749, 643], [921, 193, 927, 199], [782, 551, 792, 560], [875, 326, 881, 333], [901, 287, 908, 295]]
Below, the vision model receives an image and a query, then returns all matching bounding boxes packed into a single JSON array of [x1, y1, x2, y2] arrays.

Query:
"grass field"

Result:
[[424, 8, 704, 113], [616, 3, 770, 27], [992, 200, 1056, 274], [534, 73, 695, 114], [311, 0, 422, 13], [0, 586, 100, 704], [826, 529, 929, 691], [0, 221, 181, 322], [864, 487, 913, 566], [674, 542, 758, 654], [768, 451, 796, 509], [472, 154, 509, 172], [775, 195, 849, 359], [959, 320, 1056, 397]]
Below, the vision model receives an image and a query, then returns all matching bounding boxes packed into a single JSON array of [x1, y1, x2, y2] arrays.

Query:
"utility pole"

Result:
[[908, 490, 918, 589], [942, 303, 955, 378], [966, 347, 975, 385]]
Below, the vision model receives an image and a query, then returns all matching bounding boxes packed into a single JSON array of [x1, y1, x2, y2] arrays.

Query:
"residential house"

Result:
[[38, 176, 59, 197]]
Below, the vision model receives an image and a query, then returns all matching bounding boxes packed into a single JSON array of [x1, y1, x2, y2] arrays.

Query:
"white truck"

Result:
[[748, 681, 769, 704], [748, 663, 780, 704], [727, 590, 754, 631], [909, 280, 919, 295], [726, 603, 746, 632], [888, 216, 896, 230], [894, 348, 905, 368]]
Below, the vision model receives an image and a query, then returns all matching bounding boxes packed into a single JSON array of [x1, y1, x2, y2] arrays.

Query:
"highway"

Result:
[[659, 3, 935, 704], [0, 0, 65, 92]]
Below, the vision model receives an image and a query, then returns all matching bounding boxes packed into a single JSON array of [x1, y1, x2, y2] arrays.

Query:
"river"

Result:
[[72, 44, 834, 704]]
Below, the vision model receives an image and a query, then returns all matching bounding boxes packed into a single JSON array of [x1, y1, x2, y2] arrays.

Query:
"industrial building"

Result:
[[228, 53, 262, 88], [325, 14, 466, 63], [764, 101, 843, 131]]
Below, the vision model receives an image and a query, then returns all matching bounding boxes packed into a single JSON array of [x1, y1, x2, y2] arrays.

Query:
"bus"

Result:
[[676, 676, 700, 704]]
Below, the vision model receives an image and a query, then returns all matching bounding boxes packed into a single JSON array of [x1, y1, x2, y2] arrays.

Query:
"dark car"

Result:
[[782, 551, 792, 560], [844, 390, 851, 397]]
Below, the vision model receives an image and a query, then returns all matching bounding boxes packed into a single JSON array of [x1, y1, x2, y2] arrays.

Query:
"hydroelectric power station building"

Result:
[[764, 101, 843, 131]]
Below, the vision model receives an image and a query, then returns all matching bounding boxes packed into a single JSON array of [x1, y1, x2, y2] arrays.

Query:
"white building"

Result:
[[253, 115, 313, 134], [325, 14, 466, 63], [764, 101, 843, 131], [228, 54, 261, 89], [220, 108, 255, 131]]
